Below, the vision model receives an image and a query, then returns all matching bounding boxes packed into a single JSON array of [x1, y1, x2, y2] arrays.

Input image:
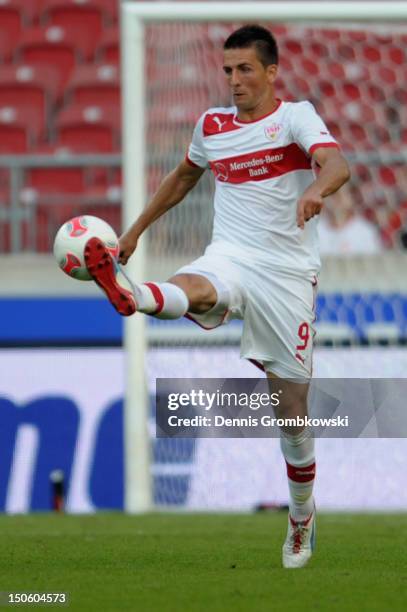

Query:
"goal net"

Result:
[[121, 2, 407, 512]]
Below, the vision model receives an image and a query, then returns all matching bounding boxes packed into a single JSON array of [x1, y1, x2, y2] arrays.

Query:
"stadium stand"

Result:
[[0, 14, 406, 254]]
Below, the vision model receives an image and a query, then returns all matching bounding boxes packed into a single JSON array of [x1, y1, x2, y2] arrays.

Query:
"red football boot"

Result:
[[84, 237, 136, 316]]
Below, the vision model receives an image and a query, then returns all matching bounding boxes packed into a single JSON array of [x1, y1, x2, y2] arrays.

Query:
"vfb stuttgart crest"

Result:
[[214, 162, 229, 182], [264, 122, 282, 141]]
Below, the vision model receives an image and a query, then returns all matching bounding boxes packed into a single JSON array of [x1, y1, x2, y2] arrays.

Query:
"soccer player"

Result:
[[85, 25, 350, 568]]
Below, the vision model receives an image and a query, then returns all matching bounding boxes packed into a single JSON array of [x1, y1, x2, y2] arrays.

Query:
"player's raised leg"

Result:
[[84, 236, 217, 318], [268, 375, 316, 568]]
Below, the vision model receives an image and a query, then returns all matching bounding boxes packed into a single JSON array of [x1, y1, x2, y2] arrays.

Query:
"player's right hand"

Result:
[[118, 233, 138, 265], [296, 191, 323, 229]]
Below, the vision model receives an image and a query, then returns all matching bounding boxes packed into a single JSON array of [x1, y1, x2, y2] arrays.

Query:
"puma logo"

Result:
[[213, 116, 227, 131]]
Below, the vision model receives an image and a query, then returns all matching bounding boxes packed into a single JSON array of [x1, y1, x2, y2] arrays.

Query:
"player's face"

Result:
[[222, 46, 278, 111]]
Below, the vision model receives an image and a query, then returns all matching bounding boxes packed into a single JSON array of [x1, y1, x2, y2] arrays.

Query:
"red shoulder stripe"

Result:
[[203, 112, 240, 137], [309, 142, 339, 155], [185, 154, 200, 168]]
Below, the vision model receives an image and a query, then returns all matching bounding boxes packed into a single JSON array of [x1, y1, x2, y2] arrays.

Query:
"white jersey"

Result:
[[186, 100, 339, 277]]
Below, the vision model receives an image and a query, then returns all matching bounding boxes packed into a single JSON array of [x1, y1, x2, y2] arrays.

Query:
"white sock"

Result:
[[134, 282, 189, 319], [280, 428, 315, 521]]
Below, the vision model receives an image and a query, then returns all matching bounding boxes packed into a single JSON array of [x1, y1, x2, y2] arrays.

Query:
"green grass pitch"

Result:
[[0, 513, 406, 611]]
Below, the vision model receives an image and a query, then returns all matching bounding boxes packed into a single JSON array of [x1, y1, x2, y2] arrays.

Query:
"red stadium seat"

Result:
[[371, 125, 392, 147], [17, 23, 93, 61], [308, 40, 330, 59], [268, 23, 288, 37], [288, 75, 312, 97], [84, 185, 121, 203], [0, 125, 29, 153], [95, 26, 119, 64], [274, 78, 290, 101], [299, 57, 319, 77], [149, 95, 203, 124], [25, 167, 86, 196], [393, 87, 407, 105], [55, 104, 120, 152], [374, 65, 398, 87], [387, 44, 405, 66], [282, 38, 303, 55], [149, 102, 208, 128], [353, 163, 373, 184], [55, 121, 118, 154], [37, 5, 107, 59], [363, 44, 382, 63], [0, 29, 13, 62], [366, 83, 386, 103], [40, 0, 116, 22], [0, 106, 43, 151], [342, 81, 362, 101], [0, 4, 22, 59], [65, 63, 120, 107], [337, 43, 356, 62], [378, 166, 397, 187], [57, 102, 120, 133], [324, 118, 346, 145], [373, 32, 394, 45], [26, 141, 118, 200], [277, 56, 294, 72], [320, 29, 341, 42], [21, 143, 88, 251], [15, 27, 80, 95], [347, 30, 368, 44], [0, 65, 59, 136], [347, 122, 370, 145], [149, 58, 217, 91], [0, 166, 9, 188], [2, 0, 42, 24], [93, 0, 118, 23], [318, 80, 337, 98], [41, 0, 111, 56], [325, 61, 346, 80]]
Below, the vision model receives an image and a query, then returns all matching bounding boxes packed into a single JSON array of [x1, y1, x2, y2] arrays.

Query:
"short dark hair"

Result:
[[223, 25, 279, 66]]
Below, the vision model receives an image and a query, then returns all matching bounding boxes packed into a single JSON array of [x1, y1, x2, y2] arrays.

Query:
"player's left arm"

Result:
[[297, 147, 351, 229]]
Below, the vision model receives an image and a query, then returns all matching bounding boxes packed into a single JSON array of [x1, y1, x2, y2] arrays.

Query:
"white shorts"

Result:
[[175, 242, 317, 379]]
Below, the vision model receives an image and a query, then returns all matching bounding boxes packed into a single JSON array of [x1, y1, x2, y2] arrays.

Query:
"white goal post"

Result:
[[121, 1, 407, 513]]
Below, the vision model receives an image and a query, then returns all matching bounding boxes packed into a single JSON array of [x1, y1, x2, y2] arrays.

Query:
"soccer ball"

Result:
[[53, 215, 119, 281]]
